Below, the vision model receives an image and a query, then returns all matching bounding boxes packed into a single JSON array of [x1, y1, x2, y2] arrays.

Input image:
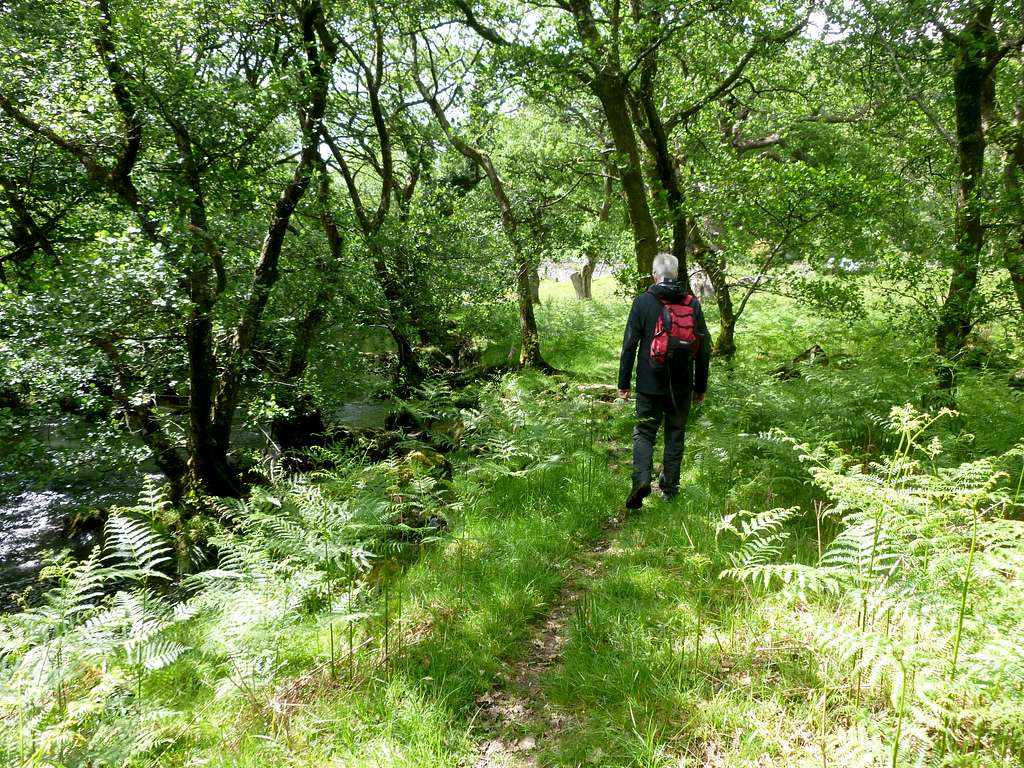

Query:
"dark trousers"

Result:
[[633, 391, 691, 495]]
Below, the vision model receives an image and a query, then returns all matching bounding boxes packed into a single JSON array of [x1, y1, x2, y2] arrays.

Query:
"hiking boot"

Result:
[[625, 482, 652, 509], [657, 472, 677, 501]]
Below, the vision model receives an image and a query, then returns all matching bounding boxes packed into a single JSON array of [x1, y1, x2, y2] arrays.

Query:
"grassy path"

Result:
[[282, 285, 1022, 766], [470, 519, 627, 768], [199, 377, 642, 767], [195, 357, 1022, 767], [459, 468, 769, 768]]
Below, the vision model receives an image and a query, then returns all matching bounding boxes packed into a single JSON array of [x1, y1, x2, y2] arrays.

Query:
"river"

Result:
[[0, 401, 391, 612]]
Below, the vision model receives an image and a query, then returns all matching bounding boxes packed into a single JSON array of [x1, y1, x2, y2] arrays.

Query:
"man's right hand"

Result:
[[617, 388, 631, 400]]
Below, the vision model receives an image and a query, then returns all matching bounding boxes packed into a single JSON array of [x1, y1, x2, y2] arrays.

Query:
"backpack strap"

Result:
[[661, 302, 673, 333], [650, 291, 694, 307]]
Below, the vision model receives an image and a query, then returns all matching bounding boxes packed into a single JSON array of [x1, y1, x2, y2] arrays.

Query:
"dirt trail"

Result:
[[468, 513, 627, 768]]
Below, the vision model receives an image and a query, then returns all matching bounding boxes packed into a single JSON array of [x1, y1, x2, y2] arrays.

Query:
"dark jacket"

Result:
[[618, 280, 712, 396]]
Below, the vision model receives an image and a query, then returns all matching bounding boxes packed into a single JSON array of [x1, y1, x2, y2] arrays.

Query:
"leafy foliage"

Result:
[[719, 408, 1024, 764]]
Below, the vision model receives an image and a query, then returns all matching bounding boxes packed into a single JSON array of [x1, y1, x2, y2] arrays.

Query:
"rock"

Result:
[[62, 506, 109, 540], [402, 447, 453, 480], [421, 345, 455, 370], [514, 736, 537, 751], [771, 344, 828, 380], [387, 408, 465, 451], [270, 393, 327, 453], [576, 383, 620, 401], [404, 447, 448, 471], [425, 514, 447, 532], [570, 270, 586, 299], [1010, 369, 1024, 390], [427, 417, 465, 448]]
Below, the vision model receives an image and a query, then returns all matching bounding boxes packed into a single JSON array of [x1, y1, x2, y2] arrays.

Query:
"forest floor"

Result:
[[3, 277, 1023, 768], [177, 278, 1019, 768]]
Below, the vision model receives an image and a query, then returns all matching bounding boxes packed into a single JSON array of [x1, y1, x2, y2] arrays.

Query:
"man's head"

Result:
[[652, 252, 678, 282]]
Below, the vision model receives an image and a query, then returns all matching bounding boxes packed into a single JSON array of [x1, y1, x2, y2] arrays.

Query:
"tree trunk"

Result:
[[92, 336, 191, 501], [1002, 69, 1024, 316], [572, 252, 598, 300], [696, 242, 737, 357], [392, 324, 423, 385], [570, 270, 586, 299], [630, 61, 740, 356], [205, 163, 315, 493], [517, 260, 547, 367], [935, 11, 993, 390], [273, 171, 344, 451], [126, 404, 190, 502], [206, 1, 332, 491], [582, 251, 596, 298], [715, 310, 737, 360], [172, 125, 235, 499], [474, 155, 548, 369], [366, 247, 425, 387], [529, 265, 541, 304], [575, 161, 609, 301], [286, 171, 341, 382], [1, 0, 336, 499], [412, 48, 551, 370], [592, 73, 660, 287], [565, 0, 659, 285]]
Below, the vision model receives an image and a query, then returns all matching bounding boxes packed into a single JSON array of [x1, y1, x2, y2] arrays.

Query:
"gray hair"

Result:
[[652, 252, 678, 281]]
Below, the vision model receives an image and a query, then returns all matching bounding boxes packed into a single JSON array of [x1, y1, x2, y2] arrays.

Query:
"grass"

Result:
[[137, 372, 632, 767], [2, 274, 1023, 767]]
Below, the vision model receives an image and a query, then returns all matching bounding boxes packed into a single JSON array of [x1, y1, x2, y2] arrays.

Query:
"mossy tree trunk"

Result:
[[1001, 67, 1024, 316], [935, 8, 998, 390]]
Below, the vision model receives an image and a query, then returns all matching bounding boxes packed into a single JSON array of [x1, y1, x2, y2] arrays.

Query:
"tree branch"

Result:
[[449, 0, 514, 46], [94, 0, 142, 182], [884, 43, 956, 152], [0, 93, 111, 182], [665, 19, 805, 132]]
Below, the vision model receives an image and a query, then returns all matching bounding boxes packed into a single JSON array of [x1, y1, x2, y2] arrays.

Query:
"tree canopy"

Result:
[[0, 0, 1021, 495]]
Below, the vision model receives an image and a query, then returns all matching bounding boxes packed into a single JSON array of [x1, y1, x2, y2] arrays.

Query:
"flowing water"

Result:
[[0, 401, 392, 612], [0, 479, 150, 610]]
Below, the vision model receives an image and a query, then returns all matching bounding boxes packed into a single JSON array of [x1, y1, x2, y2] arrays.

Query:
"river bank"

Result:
[[0, 399, 396, 609]]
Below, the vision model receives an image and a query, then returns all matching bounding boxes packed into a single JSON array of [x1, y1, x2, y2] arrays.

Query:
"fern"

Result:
[[137, 475, 173, 511], [724, 409, 1024, 765], [717, 507, 804, 582], [103, 514, 173, 580]]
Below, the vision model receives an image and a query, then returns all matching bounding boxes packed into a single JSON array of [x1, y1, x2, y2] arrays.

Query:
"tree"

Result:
[[0, 0, 338, 498], [622, 5, 805, 354], [319, 0, 431, 385], [853, 0, 1024, 388], [995, 53, 1024, 315], [410, 31, 552, 370], [449, 0, 811, 355]]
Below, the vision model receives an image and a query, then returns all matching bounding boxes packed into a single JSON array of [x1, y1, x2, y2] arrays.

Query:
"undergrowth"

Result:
[[2, 276, 1022, 767], [717, 408, 1024, 766]]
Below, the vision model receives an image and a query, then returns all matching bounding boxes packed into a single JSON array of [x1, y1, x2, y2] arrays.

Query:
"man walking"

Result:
[[618, 253, 711, 508]]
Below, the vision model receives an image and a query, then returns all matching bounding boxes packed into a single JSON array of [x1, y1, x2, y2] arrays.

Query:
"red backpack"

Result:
[[649, 294, 699, 370]]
